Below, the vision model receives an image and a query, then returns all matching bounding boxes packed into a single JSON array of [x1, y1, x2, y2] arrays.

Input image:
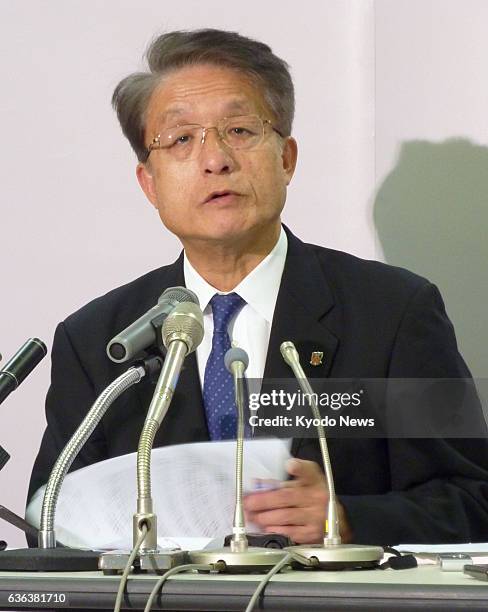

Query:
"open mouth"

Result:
[[205, 191, 240, 203]]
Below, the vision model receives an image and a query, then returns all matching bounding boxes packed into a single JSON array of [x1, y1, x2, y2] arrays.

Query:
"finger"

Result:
[[249, 507, 306, 528], [243, 487, 305, 513], [244, 509, 257, 524], [286, 458, 324, 486]]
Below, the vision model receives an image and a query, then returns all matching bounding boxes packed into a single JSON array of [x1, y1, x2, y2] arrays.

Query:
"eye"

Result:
[[166, 126, 199, 147], [173, 133, 194, 146], [229, 126, 254, 137], [231, 127, 251, 135]]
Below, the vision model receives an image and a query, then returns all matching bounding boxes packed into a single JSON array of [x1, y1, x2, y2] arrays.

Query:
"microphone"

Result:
[[280, 341, 383, 569], [280, 341, 340, 544], [0, 357, 163, 572], [188, 347, 288, 573], [224, 347, 249, 553], [0, 446, 9, 471], [99, 301, 205, 572], [224, 346, 249, 376], [106, 286, 199, 363], [0, 338, 47, 405], [145, 301, 204, 425]]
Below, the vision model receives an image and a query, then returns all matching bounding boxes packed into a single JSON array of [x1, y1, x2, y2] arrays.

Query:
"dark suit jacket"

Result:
[[28, 227, 488, 545]]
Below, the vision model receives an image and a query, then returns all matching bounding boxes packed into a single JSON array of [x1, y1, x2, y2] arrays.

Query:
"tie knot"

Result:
[[210, 292, 245, 332]]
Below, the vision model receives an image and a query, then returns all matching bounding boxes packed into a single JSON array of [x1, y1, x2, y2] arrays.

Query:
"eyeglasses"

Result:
[[145, 114, 283, 162]]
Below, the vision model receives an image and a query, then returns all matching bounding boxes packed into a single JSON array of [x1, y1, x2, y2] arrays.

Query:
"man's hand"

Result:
[[243, 458, 353, 544]]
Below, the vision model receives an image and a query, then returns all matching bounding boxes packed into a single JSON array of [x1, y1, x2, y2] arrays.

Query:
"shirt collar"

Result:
[[183, 226, 288, 323]]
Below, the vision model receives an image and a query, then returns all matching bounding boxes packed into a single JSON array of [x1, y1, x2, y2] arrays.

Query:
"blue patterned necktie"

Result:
[[203, 292, 246, 440]]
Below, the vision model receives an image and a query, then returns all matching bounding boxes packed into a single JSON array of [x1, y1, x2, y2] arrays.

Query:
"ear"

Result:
[[136, 162, 158, 208], [281, 137, 298, 185]]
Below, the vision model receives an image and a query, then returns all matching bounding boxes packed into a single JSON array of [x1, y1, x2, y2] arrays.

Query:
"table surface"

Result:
[[0, 564, 487, 611]]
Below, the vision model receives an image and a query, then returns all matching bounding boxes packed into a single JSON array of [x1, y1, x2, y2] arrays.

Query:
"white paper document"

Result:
[[26, 438, 290, 550]]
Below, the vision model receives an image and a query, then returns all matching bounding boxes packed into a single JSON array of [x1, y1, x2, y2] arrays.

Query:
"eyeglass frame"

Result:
[[143, 114, 284, 162]]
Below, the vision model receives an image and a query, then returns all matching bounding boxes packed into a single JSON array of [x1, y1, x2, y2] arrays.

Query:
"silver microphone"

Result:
[[106, 286, 199, 363], [280, 340, 383, 568], [188, 346, 288, 571], [38, 363, 151, 550], [280, 341, 341, 545], [145, 301, 204, 425], [224, 347, 249, 553], [134, 301, 204, 553]]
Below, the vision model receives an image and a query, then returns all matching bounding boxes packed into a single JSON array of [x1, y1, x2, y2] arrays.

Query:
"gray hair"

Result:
[[112, 29, 295, 162]]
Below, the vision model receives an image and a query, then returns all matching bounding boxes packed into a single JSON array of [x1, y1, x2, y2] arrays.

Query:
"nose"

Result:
[[199, 127, 236, 175]]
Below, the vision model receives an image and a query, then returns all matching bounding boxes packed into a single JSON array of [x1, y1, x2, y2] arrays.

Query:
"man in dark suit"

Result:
[[28, 29, 488, 546]]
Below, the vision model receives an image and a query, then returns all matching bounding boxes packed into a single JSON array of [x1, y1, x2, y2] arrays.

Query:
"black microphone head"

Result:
[[31, 338, 48, 356], [0, 338, 47, 405], [224, 347, 249, 372], [158, 286, 199, 306]]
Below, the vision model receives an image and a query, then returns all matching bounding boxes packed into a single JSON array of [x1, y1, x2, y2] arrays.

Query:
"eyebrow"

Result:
[[223, 100, 253, 114], [157, 99, 255, 127], [157, 108, 187, 125]]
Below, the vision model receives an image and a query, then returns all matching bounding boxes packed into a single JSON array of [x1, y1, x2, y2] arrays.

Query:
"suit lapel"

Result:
[[264, 228, 340, 381]]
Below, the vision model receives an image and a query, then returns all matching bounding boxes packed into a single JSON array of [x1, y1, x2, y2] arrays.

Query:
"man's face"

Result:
[[137, 64, 297, 247]]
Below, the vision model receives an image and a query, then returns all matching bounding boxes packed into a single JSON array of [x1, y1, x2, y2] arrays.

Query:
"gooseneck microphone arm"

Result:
[[280, 341, 341, 546], [38, 359, 161, 549], [134, 340, 188, 551], [224, 347, 250, 553], [134, 302, 204, 553]]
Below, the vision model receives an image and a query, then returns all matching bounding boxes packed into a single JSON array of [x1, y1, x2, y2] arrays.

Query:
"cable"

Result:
[[144, 563, 219, 612], [244, 552, 293, 612], [113, 522, 148, 612]]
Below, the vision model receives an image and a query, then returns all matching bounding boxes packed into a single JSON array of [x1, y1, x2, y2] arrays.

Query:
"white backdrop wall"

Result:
[[374, 0, 488, 380], [1, 0, 486, 549]]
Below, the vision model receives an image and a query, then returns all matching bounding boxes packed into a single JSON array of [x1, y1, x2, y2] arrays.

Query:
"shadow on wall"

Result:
[[374, 138, 488, 379]]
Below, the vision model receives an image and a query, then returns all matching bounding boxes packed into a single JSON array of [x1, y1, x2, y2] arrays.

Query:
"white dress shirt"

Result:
[[183, 226, 288, 386]]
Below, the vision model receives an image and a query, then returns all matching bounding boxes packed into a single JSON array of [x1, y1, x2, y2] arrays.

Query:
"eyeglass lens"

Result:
[[156, 116, 265, 161]]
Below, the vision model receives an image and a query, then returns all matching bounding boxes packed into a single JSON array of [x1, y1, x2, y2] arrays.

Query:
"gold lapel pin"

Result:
[[310, 351, 324, 366]]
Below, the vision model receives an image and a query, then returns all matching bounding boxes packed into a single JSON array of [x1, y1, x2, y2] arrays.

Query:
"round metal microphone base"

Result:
[[188, 547, 288, 573], [287, 544, 384, 570]]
